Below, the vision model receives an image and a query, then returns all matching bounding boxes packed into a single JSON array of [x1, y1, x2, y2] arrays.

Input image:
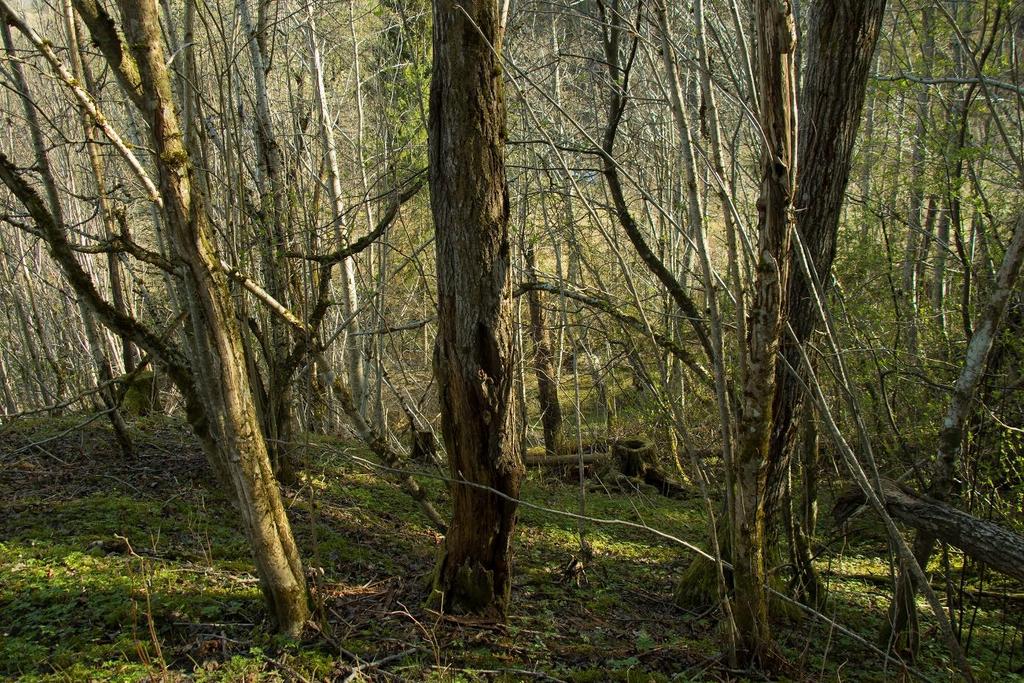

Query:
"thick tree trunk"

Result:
[[763, 0, 888, 530], [428, 0, 522, 618]]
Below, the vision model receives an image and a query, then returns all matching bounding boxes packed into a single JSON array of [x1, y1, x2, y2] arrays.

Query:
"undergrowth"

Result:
[[1, 415, 1021, 681]]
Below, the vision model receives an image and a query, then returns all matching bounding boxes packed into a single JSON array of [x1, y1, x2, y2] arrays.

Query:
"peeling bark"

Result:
[[427, 0, 522, 618]]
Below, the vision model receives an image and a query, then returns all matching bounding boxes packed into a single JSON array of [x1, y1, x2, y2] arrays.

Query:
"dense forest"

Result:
[[1, 0, 1022, 679]]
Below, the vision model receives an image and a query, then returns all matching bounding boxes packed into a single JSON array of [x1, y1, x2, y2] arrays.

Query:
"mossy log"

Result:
[[525, 438, 689, 499]]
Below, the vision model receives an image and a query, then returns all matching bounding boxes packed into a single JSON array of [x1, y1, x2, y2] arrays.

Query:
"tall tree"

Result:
[[427, 0, 523, 617], [0, 0, 313, 634], [729, 0, 798, 664], [764, 0, 888, 530]]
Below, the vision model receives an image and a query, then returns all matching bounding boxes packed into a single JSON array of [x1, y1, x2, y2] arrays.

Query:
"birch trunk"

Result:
[[305, 8, 366, 416]]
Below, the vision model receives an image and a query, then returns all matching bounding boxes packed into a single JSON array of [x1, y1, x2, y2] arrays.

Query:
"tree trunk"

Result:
[[763, 0, 888, 532], [238, 0, 299, 480], [70, 0, 310, 635], [524, 247, 562, 456], [900, 6, 935, 359], [730, 0, 798, 664], [428, 0, 522, 618]]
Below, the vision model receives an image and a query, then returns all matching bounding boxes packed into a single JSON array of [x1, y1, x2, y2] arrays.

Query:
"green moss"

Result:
[[2, 417, 1020, 681], [120, 370, 160, 415]]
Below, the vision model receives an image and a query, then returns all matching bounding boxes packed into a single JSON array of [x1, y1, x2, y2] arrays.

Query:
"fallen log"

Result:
[[524, 452, 610, 466], [524, 438, 689, 498], [834, 478, 1024, 584]]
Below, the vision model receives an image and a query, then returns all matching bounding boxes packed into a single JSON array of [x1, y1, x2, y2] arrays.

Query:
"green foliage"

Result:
[[368, 0, 431, 176]]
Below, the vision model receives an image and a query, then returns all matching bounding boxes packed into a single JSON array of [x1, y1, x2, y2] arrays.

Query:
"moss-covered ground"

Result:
[[1, 415, 1021, 681]]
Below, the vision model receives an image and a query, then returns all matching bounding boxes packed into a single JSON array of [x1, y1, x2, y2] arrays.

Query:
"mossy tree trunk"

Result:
[[70, 0, 310, 635], [729, 0, 798, 664], [428, 0, 523, 618]]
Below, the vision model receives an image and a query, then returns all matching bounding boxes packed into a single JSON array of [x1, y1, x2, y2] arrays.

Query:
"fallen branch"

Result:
[[834, 478, 1024, 584]]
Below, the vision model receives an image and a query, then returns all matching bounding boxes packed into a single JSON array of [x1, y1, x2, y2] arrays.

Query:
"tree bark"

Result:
[[730, 0, 799, 664], [69, 0, 310, 635], [524, 247, 562, 456], [763, 0, 888, 530], [427, 0, 522, 618]]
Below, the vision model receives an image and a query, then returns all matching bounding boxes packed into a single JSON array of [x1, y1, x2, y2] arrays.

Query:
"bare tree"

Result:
[[1, 0, 311, 634]]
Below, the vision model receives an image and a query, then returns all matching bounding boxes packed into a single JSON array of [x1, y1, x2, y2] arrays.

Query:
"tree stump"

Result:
[[612, 438, 651, 476], [119, 370, 162, 416]]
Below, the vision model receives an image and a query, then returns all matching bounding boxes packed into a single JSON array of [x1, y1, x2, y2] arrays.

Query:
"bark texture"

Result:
[[428, 0, 522, 617], [731, 0, 798, 663], [71, 0, 310, 635], [764, 0, 888, 527]]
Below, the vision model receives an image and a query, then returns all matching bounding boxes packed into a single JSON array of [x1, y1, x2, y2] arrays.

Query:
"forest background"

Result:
[[0, 0, 1023, 680]]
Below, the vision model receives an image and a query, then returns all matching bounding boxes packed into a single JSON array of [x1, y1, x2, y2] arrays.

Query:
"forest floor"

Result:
[[1, 415, 1022, 682]]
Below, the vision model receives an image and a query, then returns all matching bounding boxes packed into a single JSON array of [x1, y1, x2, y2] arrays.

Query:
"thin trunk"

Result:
[[901, 7, 936, 359], [731, 0, 797, 663], [933, 204, 951, 330], [305, 8, 366, 414], [238, 0, 297, 479], [524, 247, 562, 456], [0, 352, 17, 416], [71, 0, 310, 634]]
